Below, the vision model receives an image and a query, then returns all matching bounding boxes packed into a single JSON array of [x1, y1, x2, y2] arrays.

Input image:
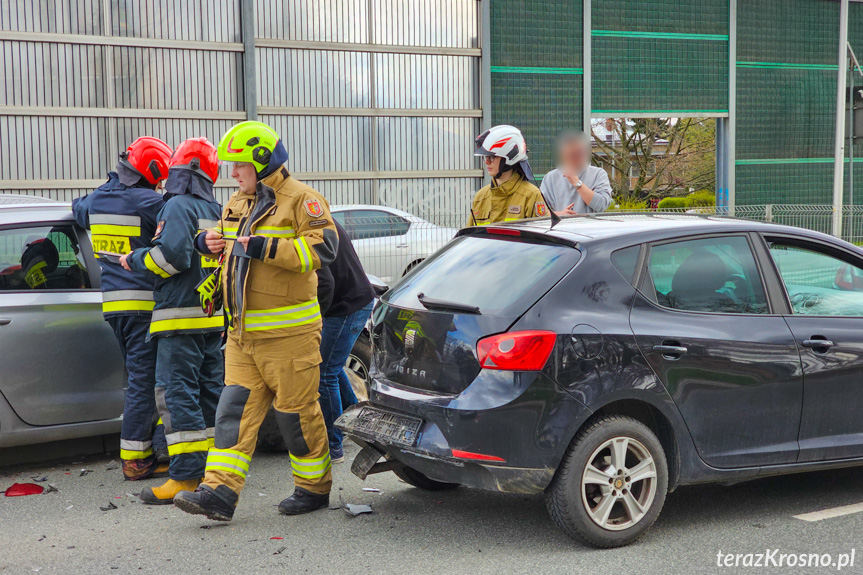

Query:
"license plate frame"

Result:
[[352, 406, 423, 448]]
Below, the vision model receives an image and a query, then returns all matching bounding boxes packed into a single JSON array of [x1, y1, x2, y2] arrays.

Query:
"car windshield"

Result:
[[384, 235, 580, 316]]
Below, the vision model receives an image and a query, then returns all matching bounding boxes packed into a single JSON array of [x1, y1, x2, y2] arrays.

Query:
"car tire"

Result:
[[393, 464, 460, 491], [544, 414, 668, 548], [346, 332, 371, 385]]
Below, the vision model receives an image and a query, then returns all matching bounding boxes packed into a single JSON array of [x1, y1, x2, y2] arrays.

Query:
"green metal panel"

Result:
[[490, 1, 582, 69], [592, 0, 728, 35], [491, 72, 583, 176], [592, 35, 728, 113]]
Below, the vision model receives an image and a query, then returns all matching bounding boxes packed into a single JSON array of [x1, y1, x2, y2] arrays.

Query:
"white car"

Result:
[[330, 205, 458, 284]]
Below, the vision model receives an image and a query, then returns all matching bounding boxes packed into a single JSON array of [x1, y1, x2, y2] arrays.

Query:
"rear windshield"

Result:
[[383, 235, 581, 316]]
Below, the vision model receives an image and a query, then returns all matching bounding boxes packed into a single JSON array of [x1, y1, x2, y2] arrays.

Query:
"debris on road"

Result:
[[100, 501, 118, 511], [362, 487, 381, 493], [44, 484, 59, 494], [343, 503, 373, 516], [273, 547, 286, 555], [4, 483, 45, 496], [30, 476, 48, 482], [64, 505, 73, 511], [79, 469, 93, 477], [270, 537, 283, 540], [105, 461, 119, 471]]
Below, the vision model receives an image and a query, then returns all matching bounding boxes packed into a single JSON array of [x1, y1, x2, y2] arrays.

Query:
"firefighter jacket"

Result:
[[466, 173, 547, 227], [127, 192, 223, 338], [196, 166, 338, 341], [72, 172, 165, 317]]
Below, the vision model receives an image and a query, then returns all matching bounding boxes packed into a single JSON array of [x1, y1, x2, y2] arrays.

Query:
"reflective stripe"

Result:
[[503, 217, 519, 222], [103, 300, 155, 313], [206, 448, 251, 478], [157, 418, 163, 426], [167, 440, 210, 456], [150, 306, 224, 334], [144, 246, 180, 278], [220, 226, 238, 240], [120, 439, 153, 460], [206, 427, 215, 449], [198, 219, 219, 231], [120, 448, 153, 460], [293, 237, 312, 273], [121, 439, 152, 451], [91, 214, 141, 238], [90, 214, 141, 226], [256, 225, 296, 238], [102, 290, 155, 313], [165, 429, 207, 445], [103, 290, 154, 302], [243, 298, 321, 332], [91, 224, 141, 237], [289, 452, 331, 479]]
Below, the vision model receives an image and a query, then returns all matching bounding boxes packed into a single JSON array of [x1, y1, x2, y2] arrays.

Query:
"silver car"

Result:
[[0, 195, 382, 449], [0, 195, 125, 447]]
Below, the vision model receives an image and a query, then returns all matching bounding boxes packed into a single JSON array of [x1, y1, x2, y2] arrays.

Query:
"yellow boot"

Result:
[[139, 479, 200, 505]]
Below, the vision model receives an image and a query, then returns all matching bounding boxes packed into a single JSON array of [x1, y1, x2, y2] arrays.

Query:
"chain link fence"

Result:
[[338, 204, 863, 285]]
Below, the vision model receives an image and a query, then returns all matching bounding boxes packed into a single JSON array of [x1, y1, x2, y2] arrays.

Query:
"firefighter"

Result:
[[173, 121, 338, 521], [120, 137, 226, 504], [468, 125, 548, 226], [72, 137, 172, 480]]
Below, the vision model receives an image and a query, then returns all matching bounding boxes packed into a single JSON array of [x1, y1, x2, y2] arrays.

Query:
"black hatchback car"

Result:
[[337, 213, 863, 547]]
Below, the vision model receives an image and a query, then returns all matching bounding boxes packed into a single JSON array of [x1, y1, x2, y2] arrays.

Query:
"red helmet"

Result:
[[170, 137, 219, 183], [119, 137, 173, 185]]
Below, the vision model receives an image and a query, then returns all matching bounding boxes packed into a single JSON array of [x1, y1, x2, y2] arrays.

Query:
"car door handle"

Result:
[[802, 337, 834, 350], [0, 318, 11, 326], [395, 243, 409, 248], [653, 344, 688, 359]]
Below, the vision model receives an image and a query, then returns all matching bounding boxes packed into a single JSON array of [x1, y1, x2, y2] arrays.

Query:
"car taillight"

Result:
[[487, 227, 521, 236], [476, 330, 556, 371], [451, 449, 506, 462]]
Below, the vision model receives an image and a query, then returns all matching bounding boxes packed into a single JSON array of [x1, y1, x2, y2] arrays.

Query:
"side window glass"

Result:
[[767, 241, 863, 316], [647, 236, 768, 314], [611, 245, 640, 283], [0, 225, 91, 291], [390, 215, 411, 236]]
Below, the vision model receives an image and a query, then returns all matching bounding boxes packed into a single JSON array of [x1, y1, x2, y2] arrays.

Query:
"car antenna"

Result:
[[521, 159, 561, 228]]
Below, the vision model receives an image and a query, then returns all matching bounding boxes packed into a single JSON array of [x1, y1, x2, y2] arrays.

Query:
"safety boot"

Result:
[[122, 458, 159, 481], [139, 478, 200, 505], [174, 485, 237, 521], [278, 487, 329, 515], [152, 463, 170, 478]]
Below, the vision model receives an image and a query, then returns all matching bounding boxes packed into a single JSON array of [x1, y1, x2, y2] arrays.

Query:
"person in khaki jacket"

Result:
[[468, 125, 548, 227], [173, 121, 338, 521]]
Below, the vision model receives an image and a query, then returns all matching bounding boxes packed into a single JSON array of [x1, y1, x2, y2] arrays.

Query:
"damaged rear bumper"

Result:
[[336, 403, 555, 494]]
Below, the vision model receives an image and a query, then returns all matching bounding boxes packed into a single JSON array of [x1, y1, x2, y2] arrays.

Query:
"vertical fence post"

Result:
[[102, 0, 118, 158], [833, 0, 850, 237], [480, 0, 492, 188], [728, 0, 737, 217], [583, 0, 591, 134], [765, 203, 773, 223], [716, 118, 729, 213], [241, 0, 257, 120]]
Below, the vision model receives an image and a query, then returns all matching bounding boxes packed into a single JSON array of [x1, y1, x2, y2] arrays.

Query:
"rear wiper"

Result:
[[416, 292, 481, 315]]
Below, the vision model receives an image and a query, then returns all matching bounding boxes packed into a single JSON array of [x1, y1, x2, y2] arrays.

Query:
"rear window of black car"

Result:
[[383, 235, 581, 316]]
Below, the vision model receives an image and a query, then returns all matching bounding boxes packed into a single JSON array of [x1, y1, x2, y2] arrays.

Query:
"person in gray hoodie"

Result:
[[540, 130, 612, 216]]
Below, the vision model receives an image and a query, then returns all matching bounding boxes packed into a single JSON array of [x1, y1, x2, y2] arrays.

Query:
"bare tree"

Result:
[[590, 118, 716, 202]]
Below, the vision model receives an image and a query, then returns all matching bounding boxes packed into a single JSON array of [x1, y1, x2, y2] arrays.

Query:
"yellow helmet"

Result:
[[217, 121, 281, 174]]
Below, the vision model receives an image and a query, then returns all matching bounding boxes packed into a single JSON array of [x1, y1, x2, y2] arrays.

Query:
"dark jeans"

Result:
[[318, 302, 373, 451]]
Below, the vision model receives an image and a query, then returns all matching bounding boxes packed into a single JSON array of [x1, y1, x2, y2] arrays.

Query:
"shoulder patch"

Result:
[[508, 205, 521, 215], [535, 201, 548, 217], [304, 198, 324, 218], [309, 219, 329, 227], [153, 220, 165, 240]]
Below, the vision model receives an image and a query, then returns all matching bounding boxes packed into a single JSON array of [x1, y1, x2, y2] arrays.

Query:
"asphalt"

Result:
[[2, 441, 863, 575]]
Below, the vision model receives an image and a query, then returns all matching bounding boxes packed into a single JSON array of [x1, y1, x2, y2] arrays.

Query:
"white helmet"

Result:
[[474, 125, 528, 165]]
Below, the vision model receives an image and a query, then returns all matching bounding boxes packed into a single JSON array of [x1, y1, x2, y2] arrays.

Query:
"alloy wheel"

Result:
[[581, 436, 658, 531]]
